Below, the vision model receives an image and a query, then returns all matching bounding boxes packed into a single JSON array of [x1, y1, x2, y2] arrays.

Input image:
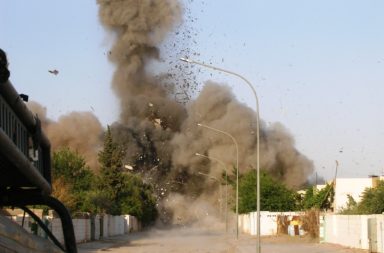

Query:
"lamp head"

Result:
[[180, 57, 191, 63]]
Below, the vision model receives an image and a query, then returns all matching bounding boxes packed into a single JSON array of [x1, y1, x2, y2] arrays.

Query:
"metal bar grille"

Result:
[[0, 94, 43, 175]]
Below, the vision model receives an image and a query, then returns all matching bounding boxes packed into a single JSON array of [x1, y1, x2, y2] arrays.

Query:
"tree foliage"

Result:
[[118, 174, 158, 226], [97, 126, 127, 215], [237, 170, 298, 213], [353, 181, 384, 214], [301, 183, 334, 211], [357, 181, 384, 214], [338, 194, 358, 214], [51, 127, 158, 225], [52, 147, 95, 213], [97, 126, 158, 225], [51, 176, 77, 212]]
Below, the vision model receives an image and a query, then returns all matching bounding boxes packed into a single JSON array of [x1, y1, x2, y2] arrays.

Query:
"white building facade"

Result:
[[333, 177, 381, 213]]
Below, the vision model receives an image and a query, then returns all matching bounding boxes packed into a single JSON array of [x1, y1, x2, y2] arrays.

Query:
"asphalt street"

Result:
[[78, 228, 368, 253]]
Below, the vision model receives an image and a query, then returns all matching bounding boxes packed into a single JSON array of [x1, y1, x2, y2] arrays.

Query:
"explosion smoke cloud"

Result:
[[24, 0, 314, 226], [96, 0, 313, 224], [98, 0, 184, 126]]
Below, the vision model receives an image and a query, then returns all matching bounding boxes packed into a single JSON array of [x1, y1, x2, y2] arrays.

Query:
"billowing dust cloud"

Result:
[[98, 0, 185, 128], [27, 101, 103, 171], [96, 0, 313, 226], [172, 82, 313, 189]]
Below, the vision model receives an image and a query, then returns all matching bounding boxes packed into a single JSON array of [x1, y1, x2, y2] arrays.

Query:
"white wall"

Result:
[[334, 178, 374, 212], [239, 211, 303, 236], [375, 215, 384, 253], [73, 219, 91, 243], [123, 215, 141, 233], [94, 215, 101, 241], [241, 212, 384, 252], [323, 214, 384, 252], [102, 215, 109, 238], [324, 214, 369, 249], [107, 215, 125, 237], [51, 219, 64, 244], [9, 214, 140, 245]]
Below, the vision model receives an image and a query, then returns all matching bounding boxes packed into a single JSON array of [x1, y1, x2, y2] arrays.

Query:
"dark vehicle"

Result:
[[0, 49, 77, 253]]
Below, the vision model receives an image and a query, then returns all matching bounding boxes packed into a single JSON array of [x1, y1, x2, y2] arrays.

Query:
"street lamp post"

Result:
[[197, 123, 239, 239], [195, 152, 228, 232], [182, 57, 261, 252]]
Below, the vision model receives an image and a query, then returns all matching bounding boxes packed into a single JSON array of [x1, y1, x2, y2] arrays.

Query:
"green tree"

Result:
[[301, 183, 334, 211], [119, 173, 158, 226], [301, 186, 316, 209], [51, 176, 77, 212], [97, 126, 158, 225], [80, 189, 113, 215], [237, 170, 298, 213], [339, 194, 358, 214], [98, 126, 126, 215], [357, 181, 384, 214], [52, 147, 95, 213]]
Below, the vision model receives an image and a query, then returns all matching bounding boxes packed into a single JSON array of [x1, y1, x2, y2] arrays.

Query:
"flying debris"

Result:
[[124, 164, 134, 171], [154, 118, 162, 128], [48, 69, 59, 75]]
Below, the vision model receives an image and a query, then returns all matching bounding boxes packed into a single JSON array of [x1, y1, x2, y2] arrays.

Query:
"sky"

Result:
[[1, 0, 383, 181]]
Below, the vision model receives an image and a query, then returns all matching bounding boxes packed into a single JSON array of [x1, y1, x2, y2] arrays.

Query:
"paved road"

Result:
[[78, 228, 367, 253]]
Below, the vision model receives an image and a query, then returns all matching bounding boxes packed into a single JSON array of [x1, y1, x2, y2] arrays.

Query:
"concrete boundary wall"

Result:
[[239, 212, 384, 252], [239, 211, 304, 236], [123, 215, 140, 233], [323, 214, 384, 252], [10, 214, 141, 244]]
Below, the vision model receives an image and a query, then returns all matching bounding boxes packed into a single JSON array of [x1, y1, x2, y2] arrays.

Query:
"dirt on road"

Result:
[[78, 228, 368, 253]]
